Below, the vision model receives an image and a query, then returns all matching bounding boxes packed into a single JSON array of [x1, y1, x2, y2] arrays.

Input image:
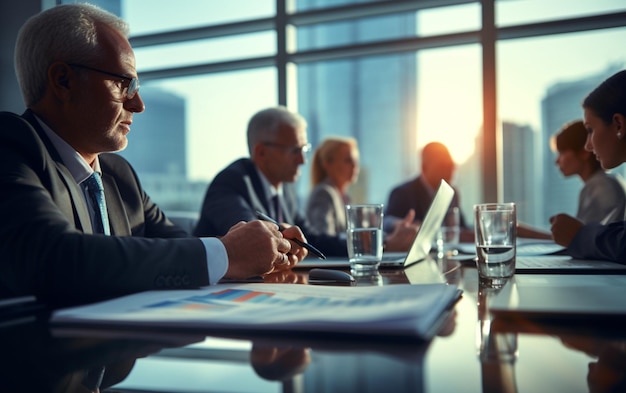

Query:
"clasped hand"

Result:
[[219, 220, 308, 279]]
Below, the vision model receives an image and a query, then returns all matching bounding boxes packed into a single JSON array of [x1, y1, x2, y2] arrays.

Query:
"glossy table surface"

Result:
[[4, 258, 625, 393]]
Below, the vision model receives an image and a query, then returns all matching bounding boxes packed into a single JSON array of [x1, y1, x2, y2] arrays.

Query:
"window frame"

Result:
[[128, 0, 626, 203]]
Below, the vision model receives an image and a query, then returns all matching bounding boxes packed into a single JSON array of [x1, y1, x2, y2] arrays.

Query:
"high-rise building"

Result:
[[501, 121, 538, 225], [118, 86, 187, 177], [295, 0, 417, 206], [116, 86, 207, 212]]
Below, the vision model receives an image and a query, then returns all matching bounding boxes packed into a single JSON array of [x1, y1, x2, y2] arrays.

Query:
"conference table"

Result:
[[3, 257, 625, 393]]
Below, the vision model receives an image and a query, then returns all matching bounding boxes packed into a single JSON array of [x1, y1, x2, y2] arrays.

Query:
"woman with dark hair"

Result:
[[550, 70, 626, 262], [519, 120, 626, 239], [554, 120, 626, 224]]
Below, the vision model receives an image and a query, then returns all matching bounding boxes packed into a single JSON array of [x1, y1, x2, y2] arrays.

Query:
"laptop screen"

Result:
[[402, 179, 455, 266]]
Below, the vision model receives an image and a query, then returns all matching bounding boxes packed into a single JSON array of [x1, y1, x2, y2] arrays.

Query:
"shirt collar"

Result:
[[34, 114, 100, 184]]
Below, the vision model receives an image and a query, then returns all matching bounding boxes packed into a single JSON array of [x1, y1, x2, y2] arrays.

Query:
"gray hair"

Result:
[[246, 106, 307, 155], [14, 3, 129, 107]]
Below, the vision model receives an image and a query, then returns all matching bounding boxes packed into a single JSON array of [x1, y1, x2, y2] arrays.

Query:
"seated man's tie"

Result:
[[83, 172, 111, 235], [272, 194, 283, 223]]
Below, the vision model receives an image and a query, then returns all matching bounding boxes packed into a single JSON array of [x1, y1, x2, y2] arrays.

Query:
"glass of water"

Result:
[[345, 204, 384, 273], [473, 203, 516, 287], [436, 206, 460, 257]]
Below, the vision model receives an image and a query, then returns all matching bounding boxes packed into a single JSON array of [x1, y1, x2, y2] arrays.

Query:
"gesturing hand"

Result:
[[549, 213, 583, 247]]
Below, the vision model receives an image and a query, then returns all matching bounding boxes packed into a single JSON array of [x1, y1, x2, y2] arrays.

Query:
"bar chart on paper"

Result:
[[146, 288, 382, 310]]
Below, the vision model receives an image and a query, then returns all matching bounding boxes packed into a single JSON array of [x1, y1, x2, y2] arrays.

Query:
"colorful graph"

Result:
[[144, 288, 383, 311]]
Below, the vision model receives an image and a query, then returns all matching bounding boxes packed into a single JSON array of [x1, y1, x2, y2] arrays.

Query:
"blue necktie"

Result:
[[272, 194, 283, 223], [84, 172, 110, 235]]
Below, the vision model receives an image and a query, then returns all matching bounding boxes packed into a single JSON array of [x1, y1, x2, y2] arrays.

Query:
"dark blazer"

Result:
[[0, 110, 208, 305], [194, 158, 347, 256], [385, 175, 467, 230], [566, 221, 626, 263]]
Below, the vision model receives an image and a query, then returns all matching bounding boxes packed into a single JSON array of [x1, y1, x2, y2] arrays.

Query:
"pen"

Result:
[[255, 210, 327, 259]]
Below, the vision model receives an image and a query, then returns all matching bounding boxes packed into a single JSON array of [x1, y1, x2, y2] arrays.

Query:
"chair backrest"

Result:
[[167, 211, 200, 234]]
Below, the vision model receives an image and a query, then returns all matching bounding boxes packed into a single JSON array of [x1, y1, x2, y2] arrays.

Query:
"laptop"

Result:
[[296, 179, 455, 269]]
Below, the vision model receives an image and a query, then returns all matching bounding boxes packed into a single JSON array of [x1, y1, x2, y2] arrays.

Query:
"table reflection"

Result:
[[491, 315, 626, 393], [476, 278, 519, 393], [560, 335, 626, 393], [250, 343, 312, 381], [0, 315, 203, 393], [5, 259, 623, 393]]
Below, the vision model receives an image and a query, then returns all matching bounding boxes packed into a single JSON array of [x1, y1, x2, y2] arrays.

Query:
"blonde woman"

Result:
[[306, 137, 360, 236]]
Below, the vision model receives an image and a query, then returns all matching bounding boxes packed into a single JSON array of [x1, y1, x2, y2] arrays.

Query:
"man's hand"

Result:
[[278, 224, 309, 267], [385, 209, 419, 252], [550, 213, 583, 247], [219, 221, 297, 279]]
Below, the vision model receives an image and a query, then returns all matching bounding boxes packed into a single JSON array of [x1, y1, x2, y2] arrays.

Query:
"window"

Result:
[[124, 0, 274, 35], [59, 0, 626, 224], [117, 69, 277, 211], [498, 27, 626, 228], [496, 0, 626, 27], [134, 33, 275, 71]]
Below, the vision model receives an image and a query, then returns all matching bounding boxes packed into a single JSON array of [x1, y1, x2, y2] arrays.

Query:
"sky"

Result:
[[122, 0, 626, 180]]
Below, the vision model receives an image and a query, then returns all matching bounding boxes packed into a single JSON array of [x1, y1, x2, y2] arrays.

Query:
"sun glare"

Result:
[[416, 47, 481, 165]]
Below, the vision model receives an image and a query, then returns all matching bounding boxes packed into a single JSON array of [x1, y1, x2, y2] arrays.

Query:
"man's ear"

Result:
[[253, 142, 265, 159], [614, 113, 625, 134], [47, 62, 73, 100]]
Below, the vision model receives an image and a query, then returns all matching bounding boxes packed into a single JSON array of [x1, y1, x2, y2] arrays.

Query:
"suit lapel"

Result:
[[55, 161, 93, 233], [242, 159, 273, 215], [22, 111, 94, 233], [243, 175, 269, 216]]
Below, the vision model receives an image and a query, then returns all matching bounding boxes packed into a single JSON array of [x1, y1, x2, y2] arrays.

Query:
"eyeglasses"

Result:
[[263, 142, 312, 155], [68, 63, 140, 100]]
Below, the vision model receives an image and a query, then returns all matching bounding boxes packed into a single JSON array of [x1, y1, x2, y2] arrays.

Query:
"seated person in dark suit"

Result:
[[194, 106, 418, 256], [0, 4, 306, 306], [384, 141, 474, 241]]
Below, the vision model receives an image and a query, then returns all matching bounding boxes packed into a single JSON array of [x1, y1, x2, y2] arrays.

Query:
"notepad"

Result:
[[515, 255, 626, 274], [457, 239, 566, 257]]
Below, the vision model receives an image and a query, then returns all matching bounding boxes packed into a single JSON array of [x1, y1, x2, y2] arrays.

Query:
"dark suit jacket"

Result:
[[566, 221, 626, 263], [0, 110, 208, 305], [385, 175, 468, 230], [193, 158, 347, 256]]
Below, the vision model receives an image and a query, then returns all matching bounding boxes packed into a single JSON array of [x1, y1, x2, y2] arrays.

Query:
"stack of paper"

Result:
[[52, 283, 461, 341]]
